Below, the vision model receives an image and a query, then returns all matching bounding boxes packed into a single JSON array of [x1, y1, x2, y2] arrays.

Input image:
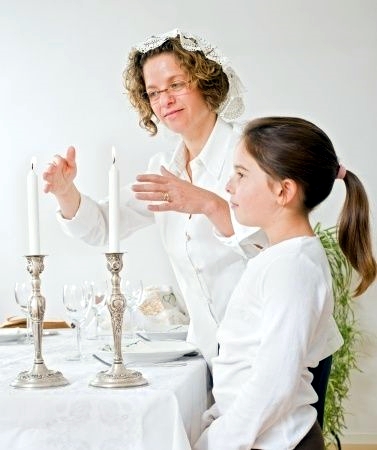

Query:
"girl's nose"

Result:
[[225, 179, 233, 194]]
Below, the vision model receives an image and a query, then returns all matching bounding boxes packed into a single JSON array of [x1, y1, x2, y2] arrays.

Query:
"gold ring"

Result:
[[162, 192, 170, 202]]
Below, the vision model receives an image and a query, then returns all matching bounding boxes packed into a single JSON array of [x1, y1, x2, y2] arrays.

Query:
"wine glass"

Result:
[[84, 280, 108, 340], [62, 284, 90, 360], [123, 279, 144, 340], [14, 281, 33, 344]]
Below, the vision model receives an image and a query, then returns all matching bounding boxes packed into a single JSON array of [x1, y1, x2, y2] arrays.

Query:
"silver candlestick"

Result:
[[89, 252, 148, 388], [11, 255, 69, 388]]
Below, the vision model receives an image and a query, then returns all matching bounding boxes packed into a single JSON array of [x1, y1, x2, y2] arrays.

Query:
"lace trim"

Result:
[[135, 28, 246, 121]]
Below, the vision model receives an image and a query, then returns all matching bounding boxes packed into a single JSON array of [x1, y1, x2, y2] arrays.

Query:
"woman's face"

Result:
[[142, 53, 213, 138]]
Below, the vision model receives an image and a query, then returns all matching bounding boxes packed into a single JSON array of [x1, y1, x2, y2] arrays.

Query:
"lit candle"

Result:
[[108, 146, 120, 252], [27, 157, 41, 255]]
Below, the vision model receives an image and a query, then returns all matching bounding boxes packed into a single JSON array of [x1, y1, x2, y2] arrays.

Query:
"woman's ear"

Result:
[[275, 179, 298, 206]]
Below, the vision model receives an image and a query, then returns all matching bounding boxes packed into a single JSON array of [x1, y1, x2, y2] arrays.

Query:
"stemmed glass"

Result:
[[62, 283, 90, 360], [123, 279, 144, 340], [14, 281, 33, 344], [84, 280, 108, 340]]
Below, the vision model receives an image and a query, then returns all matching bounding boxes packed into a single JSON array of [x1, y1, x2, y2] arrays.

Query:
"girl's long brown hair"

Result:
[[242, 116, 376, 296]]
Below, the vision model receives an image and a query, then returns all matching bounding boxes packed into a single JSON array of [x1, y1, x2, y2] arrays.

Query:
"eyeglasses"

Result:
[[144, 80, 191, 103]]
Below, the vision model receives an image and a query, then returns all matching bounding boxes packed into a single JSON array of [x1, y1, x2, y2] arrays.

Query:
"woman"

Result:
[[194, 117, 376, 449], [43, 29, 266, 366]]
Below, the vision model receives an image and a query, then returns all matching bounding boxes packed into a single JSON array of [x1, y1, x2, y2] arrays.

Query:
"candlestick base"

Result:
[[90, 362, 147, 388], [11, 255, 69, 389], [11, 362, 69, 389], [89, 252, 148, 388]]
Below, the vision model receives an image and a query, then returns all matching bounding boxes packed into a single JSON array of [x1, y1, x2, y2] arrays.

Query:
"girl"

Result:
[[194, 116, 376, 449]]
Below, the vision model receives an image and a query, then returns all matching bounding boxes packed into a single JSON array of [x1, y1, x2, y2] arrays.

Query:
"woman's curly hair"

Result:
[[123, 37, 229, 136]]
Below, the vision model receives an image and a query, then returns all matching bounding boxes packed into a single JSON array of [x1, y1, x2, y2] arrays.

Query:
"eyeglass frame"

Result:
[[143, 80, 191, 103]]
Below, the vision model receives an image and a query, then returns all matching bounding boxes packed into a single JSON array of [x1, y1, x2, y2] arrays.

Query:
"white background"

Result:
[[1, 0, 376, 444]]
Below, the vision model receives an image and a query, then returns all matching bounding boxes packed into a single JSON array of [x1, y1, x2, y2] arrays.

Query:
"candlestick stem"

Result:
[[11, 255, 69, 388], [89, 252, 147, 388]]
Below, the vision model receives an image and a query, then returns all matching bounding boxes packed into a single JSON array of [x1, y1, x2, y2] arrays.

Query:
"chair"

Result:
[[309, 354, 333, 429]]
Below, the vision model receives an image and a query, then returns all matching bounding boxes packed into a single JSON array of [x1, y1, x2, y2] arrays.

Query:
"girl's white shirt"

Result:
[[194, 236, 343, 450]]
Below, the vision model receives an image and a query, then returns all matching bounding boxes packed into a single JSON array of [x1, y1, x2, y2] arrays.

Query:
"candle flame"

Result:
[[112, 146, 116, 165]]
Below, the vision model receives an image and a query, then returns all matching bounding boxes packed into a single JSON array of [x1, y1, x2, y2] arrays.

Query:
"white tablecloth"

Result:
[[0, 331, 209, 450]]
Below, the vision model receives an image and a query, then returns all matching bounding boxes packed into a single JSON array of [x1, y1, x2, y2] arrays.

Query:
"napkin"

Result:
[[0, 316, 70, 329], [137, 285, 189, 331]]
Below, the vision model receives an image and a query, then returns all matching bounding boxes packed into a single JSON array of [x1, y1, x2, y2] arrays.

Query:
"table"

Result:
[[0, 331, 209, 450]]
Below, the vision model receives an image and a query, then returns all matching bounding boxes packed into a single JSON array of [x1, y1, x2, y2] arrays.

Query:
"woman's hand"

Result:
[[42, 146, 81, 219], [132, 166, 234, 236], [132, 166, 214, 214], [43, 146, 77, 196]]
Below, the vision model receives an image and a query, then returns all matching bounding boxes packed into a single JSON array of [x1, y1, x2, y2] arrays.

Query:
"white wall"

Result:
[[1, 0, 376, 443]]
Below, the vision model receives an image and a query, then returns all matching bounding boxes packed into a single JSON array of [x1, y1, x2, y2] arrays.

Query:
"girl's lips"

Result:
[[229, 201, 238, 209]]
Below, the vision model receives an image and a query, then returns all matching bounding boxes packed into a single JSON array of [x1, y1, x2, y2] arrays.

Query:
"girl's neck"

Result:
[[265, 216, 315, 247]]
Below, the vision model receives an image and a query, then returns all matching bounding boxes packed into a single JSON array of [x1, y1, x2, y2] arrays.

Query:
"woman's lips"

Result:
[[163, 108, 183, 118]]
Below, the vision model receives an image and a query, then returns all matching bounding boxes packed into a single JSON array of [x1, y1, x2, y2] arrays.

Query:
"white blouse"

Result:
[[194, 236, 343, 450], [57, 118, 266, 365]]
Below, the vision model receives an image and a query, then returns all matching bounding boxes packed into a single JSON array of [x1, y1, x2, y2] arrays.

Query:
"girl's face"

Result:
[[142, 53, 213, 138], [226, 141, 282, 229]]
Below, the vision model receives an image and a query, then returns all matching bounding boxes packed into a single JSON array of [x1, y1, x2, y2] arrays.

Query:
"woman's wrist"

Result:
[[204, 194, 234, 237], [58, 184, 81, 219]]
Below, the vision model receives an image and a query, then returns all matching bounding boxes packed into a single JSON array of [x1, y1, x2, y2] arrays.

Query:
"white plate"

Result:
[[0, 328, 26, 343], [140, 325, 188, 341], [100, 339, 197, 364]]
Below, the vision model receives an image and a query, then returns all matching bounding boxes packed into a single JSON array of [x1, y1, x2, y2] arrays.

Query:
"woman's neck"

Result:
[[184, 112, 217, 161]]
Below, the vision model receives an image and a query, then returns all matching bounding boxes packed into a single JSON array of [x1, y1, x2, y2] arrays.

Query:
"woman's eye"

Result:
[[148, 91, 158, 100]]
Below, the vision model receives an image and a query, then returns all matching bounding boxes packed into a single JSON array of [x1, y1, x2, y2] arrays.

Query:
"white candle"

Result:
[[108, 146, 120, 252], [27, 157, 41, 255]]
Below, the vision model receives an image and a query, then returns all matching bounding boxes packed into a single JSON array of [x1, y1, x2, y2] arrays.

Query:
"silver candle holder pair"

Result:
[[11, 253, 147, 389]]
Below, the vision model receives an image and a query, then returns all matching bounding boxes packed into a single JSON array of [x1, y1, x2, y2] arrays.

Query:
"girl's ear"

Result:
[[275, 179, 298, 206]]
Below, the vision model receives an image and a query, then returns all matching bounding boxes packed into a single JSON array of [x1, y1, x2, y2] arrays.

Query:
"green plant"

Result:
[[314, 223, 361, 449]]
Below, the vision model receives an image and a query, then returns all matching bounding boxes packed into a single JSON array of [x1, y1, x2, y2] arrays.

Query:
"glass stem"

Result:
[[75, 323, 82, 357], [130, 308, 136, 340], [26, 314, 32, 343], [26, 314, 31, 340], [95, 313, 99, 339]]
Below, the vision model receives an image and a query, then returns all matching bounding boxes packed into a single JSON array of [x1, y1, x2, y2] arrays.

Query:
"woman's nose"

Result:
[[158, 90, 175, 105]]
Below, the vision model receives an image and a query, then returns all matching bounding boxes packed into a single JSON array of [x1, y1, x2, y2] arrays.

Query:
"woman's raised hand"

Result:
[[132, 165, 234, 236], [43, 146, 77, 196], [133, 165, 214, 214], [43, 146, 81, 219]]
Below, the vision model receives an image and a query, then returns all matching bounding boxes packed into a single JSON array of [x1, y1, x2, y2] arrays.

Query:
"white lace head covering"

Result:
[[134, 28, 246, 121]]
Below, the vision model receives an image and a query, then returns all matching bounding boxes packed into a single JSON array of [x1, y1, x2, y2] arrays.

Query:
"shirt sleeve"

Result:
[[202, 253, 331, 450], [57, 186, 154, 247], [214, 211, 269, 259]]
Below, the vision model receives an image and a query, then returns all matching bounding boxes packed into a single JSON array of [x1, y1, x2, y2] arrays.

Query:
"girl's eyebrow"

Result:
[[234, 164, 248, 172]]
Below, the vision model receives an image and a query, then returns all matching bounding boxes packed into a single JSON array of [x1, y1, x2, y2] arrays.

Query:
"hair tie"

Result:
[[336, 164, 347, 180]]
